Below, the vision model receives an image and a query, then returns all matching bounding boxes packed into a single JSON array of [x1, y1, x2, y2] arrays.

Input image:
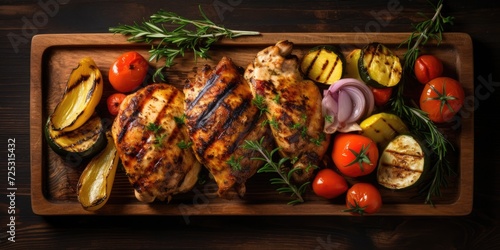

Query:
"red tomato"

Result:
[[420, 77, 464, 123], [331, 133, 379, 178], [107, 93, 126, 116], [312, 169, 348, 199], [344, 183, 382, 215], [414, 54, 443, 84], [109, 51, 149, 93], [369, 86, 393, 107]]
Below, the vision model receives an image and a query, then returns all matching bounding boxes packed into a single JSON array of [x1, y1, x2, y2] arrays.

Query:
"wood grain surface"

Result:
[[29, 33, 473, 216], [1, 0, 500, 249]]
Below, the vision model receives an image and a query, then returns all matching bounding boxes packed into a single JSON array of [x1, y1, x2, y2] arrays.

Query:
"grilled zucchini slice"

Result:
[[344, 48, 362, 81], [45, 112, 106, 159], [377, 134, 427, 190], [50, 57, 103, 131], [77, 132, 119, 211], [300, 45, 345, 85], [358, 43, 402, 88], [360, 112, 409, 149]]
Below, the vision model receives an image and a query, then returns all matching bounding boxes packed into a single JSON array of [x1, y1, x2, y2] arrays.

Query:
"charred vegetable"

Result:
[[50, 57, 103, 131], [377, 134, 427, 190], [359, 43, 402, 88], [360, 112, 409, 149], [300, 45, 345, 85], [77, 132, 119, 211], [344, 48, 362, 81], [45, 113, 106, 159]]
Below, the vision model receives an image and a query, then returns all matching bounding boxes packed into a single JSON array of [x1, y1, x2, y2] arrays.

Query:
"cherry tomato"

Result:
[[344, 183, 382, 215], [107, 93, 127, 116], [420, 77, 464, 123], [312, 168, 348, 199], [109, 51, 149, 93], [331, 133, 378, 178], [414, 54, 443, 84], [369, 86, 393, 107]]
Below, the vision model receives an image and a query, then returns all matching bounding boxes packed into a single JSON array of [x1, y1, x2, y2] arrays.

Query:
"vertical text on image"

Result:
[[7, 138, 17, 243]]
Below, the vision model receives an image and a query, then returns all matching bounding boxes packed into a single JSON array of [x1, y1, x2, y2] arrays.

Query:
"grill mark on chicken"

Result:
[[184, 56, 272, 197], [185, 72, 220, 112], [112, 84, 201, 202], [192, 79, 239, 131], [216, 99, 255, 156], [116, 89, 155, 143], [192, 82, 259, 162]]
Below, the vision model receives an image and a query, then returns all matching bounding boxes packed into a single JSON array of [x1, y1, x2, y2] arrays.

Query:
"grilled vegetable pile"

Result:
[[300, 39, 464, 214], [45, 57, 105, 159]]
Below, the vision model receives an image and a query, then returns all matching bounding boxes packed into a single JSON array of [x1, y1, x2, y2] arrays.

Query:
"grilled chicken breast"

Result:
[[244, 40, 330, 183], [111, 83, 201, 203], [184, 56, 273, 198]]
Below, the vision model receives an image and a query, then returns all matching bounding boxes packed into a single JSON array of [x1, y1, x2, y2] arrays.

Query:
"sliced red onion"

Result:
[[343, 86, 366, 123], [337, 90, 352, 124], [322, 78, 374, 134]]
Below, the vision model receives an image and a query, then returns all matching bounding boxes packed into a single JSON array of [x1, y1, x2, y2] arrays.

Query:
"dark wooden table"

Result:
[[1, 0, 499, 249]]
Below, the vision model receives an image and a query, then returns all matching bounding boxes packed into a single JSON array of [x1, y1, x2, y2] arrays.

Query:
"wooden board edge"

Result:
[[30, 34, 46, 215], [26, 32, 473, 46], [29, 32, 474, 216], [457, 32, 474, 216]]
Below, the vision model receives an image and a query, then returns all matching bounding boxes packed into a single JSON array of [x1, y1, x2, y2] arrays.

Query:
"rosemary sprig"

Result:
[[392, 0, 455, 205], [391, 82, 455, 205], [109, 6, 260, 81], [399, 0, 454, 73], [243, 137, 309, 205]]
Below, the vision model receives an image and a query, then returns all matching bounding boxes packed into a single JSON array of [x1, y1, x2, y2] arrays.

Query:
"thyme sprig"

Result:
[[109, 6, 260, 81], [399, 0, 454, 72], [391, 0, 455, 205], [243, 137, 309, 205]]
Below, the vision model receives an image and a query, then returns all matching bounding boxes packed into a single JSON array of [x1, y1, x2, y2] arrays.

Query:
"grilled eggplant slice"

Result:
[[358, 43, 402, 88], [45, 112, 106, 159], [300, 45, 345, 85], [377, 134, 427, 190], [77, 132, 119, 211], [50, 57, 103, 131]]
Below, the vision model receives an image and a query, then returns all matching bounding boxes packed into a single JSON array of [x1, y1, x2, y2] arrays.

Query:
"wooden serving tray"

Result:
[[30, 33, 473, 216]]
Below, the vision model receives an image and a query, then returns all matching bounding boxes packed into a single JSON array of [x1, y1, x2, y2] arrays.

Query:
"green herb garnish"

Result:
[[252, 94, 268, 116], [310, 132, 326, 146], [392, 0, 455, 205], [399, 0, 454, 73], [177, 140, 193, 149], [243, 137, 309, 205], [146, 122, 163, 133], [174, 114, 186, 125], [154, 134, 166, 148], [109, 6, 260, 81], [227, 155, 243, 171]]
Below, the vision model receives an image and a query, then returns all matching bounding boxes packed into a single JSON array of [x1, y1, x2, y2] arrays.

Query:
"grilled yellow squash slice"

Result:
[[360, 112, 409, 149], [77, 132, 119, 211], [344, 48, 363, 81], [358, 43, 402, 88], [50, 57, 103, 131], [300, 45, 345, 85]]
